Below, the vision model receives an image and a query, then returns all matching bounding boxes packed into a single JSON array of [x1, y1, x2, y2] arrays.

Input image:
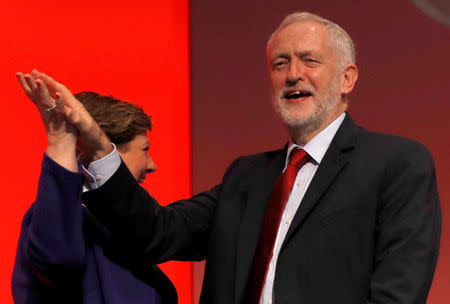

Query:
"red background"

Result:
[[0, 0, 192, 303]]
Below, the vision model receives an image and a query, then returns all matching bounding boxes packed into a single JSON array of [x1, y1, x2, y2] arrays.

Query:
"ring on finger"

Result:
[[43, 103, 57, 112]]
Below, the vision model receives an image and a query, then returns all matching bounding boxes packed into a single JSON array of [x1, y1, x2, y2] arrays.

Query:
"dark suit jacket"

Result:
[[84, 115, 441, 304], [12, 154, 177, 304]]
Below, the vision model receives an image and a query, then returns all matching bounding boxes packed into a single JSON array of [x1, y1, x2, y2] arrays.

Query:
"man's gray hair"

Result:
[[267, 12, 356, 69]]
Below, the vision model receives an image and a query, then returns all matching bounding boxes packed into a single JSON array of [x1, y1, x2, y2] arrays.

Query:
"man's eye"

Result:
[[273, 61, 287, 69]]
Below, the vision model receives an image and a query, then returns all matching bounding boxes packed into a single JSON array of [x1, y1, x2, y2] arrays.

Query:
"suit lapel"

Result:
[[282, 115, 359, 248], [234, 146, 287, 304]]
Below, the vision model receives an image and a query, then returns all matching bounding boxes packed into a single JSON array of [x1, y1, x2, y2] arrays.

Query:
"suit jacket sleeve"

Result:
[[367, 142, 441, 304], [14, 154, 86, 286], [82, 158, 231, 264]]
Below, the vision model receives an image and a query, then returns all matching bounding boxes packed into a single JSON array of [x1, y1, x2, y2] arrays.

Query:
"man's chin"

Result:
[[283, 117, 313, 130], [277, 108, 314, 128], [279, 110, 324, 137]]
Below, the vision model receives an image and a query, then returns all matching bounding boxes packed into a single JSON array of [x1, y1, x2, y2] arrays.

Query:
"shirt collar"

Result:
[[285, 113, 346, 167]]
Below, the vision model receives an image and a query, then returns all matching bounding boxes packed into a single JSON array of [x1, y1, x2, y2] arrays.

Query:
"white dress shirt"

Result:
[[259, 113, 345, 304], [82, 143, 120, 190]]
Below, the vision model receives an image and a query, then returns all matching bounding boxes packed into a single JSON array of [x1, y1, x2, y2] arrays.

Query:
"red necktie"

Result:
[[244, 148, 309, 304]]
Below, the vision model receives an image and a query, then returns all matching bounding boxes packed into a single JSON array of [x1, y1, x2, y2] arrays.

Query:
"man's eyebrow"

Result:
[[297, 50, 319, 58], [271, 53, 290, 62], [298, 51, 315, 58], [271, 50, 318, 61]]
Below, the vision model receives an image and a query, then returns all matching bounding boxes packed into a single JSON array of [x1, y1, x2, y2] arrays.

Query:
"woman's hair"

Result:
[[74, 91, 152, 146]]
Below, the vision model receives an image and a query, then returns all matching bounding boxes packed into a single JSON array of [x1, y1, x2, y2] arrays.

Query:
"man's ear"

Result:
[[340, 63, 358, 96]]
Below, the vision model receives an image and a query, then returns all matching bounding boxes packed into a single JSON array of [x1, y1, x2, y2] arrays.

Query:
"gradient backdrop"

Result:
[[2, 0, 449, 303]]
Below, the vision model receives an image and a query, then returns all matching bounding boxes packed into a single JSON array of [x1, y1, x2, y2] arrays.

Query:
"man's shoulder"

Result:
[[240, 147, 285, 161], [339, 115, 430, 155], [353, 126, 434, 167], [220, 147, 286, 182], [233, 147, 286, 168], [360, 127, 430, 153]]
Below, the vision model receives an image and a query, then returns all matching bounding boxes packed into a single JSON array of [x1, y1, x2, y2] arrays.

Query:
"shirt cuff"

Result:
[[82, 143, 121, 190]]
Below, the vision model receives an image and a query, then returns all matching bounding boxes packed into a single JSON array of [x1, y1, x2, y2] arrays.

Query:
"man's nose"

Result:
[[147, 156, 157, 173], [286, 59, 303, 85]]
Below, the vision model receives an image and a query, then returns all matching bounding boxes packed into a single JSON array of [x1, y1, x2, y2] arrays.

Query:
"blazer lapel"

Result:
[[282, 115, 359, 248], [234, 146, 287, 304]]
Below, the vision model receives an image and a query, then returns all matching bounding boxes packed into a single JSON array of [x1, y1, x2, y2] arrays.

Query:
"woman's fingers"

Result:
[[17, 72, 58, 113], [17, 73, 39, 105], [24, 74, 38, 91], [36, 79, 56, 111], [16, 72, 31, 95]]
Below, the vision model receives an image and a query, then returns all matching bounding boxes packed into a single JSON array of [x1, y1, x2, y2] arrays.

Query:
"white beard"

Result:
[[273, 78, 342, 142]]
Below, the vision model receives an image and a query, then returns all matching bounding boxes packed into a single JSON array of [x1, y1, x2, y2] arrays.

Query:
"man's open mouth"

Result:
[[284, 90, 313, 99]]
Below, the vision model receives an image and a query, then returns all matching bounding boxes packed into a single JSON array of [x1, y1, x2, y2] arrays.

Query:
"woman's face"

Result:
[[118, 133, 156, 183]]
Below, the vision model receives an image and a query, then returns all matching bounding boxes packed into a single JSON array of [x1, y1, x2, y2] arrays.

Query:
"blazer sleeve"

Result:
[[82, 158, 237, 264], [367, 143, 441, 304], [15, 153, 86, 286]]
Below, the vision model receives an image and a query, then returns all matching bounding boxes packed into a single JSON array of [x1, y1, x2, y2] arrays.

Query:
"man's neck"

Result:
[[290, 104, 347, 146]]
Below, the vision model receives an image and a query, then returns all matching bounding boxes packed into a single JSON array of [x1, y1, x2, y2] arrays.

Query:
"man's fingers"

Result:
[[26, 70, 91, 138], [35, 71, 83, 111], [54, 93, 67, 116], [32, 69, 56, 97], [64, 106, 80, 128], [33, 70, 64, 97], [31, 69, 40, 79]]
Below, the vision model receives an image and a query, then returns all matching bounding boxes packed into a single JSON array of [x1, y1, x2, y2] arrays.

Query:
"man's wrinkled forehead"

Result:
[[267, 21, 331, 59]]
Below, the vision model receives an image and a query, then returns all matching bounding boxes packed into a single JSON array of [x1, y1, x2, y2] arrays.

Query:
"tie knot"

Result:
[[288, 148, 309, 168]]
